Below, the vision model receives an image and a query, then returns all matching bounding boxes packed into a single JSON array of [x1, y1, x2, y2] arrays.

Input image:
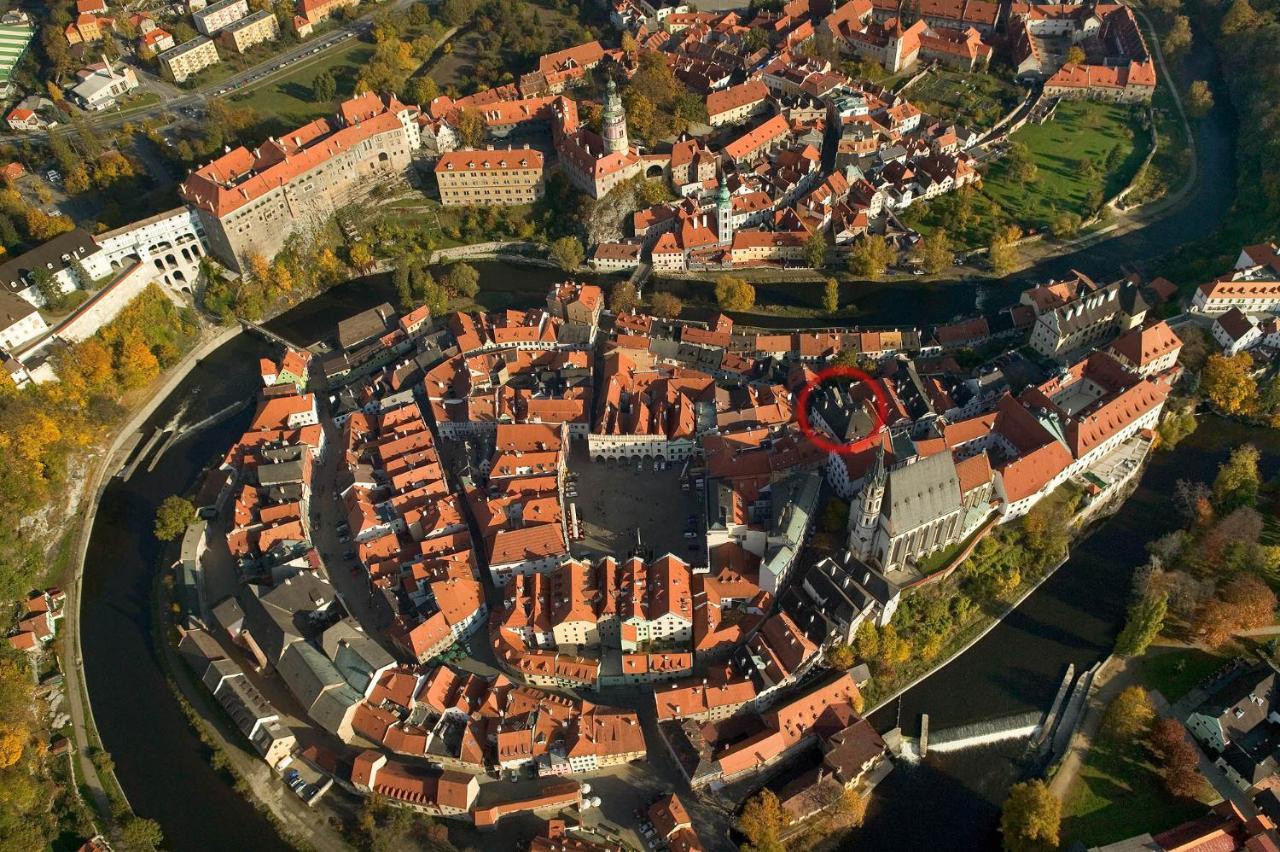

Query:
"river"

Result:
[[76, 29, 1243, 852], [854, 419, 1280, 851]]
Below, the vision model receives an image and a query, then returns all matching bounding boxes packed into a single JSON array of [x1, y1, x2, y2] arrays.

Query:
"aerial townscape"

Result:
[[0, 0, 1279, 850]]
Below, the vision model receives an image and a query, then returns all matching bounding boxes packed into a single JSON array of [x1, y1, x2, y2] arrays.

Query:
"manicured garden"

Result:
[[982, 99, 1151, 226], [908, 69, 1024, 130], [1139, 647, 1231, 702]]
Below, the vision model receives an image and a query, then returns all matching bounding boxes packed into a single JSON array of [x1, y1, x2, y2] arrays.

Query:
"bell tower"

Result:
[[849, 444, 887, 560], [601, 78, 629, 155], [716, 179, 733, 246]]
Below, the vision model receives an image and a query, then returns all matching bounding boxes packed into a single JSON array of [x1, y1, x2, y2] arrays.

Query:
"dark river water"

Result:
[[78, 28, 1245, 851]]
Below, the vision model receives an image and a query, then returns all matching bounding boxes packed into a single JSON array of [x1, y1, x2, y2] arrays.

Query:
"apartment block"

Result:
[[159, 36, 220, 83], [219, 9, 280, 53]]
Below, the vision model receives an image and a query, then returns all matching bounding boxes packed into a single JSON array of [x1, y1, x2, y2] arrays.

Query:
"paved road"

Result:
[[27, 0, 420, 140]]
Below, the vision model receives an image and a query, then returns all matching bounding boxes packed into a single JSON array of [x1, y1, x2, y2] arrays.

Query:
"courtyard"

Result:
[[567, 445, 703, 567]]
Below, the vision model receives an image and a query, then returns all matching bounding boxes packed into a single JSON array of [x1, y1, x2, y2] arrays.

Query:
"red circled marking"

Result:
[[795, 365, 890, 456]]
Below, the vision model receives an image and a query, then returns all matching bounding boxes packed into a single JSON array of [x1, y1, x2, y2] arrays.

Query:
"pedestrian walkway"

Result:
[[1048, 655, 1130, 799]]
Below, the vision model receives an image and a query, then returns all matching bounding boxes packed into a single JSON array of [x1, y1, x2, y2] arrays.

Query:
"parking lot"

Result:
[[566, 446, 702, 565]]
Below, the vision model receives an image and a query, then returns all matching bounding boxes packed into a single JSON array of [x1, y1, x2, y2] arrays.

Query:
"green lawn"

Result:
[[228, 39, 375, 133], [1061, 734, 1209, 848], [982, 99, 1151, 228], [1139, 648, 1230, 702]]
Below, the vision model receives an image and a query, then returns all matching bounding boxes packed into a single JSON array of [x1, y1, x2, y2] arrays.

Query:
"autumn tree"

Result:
[[847, 234, 895, 278], [854, 620, 879, 662], [349, 242, 375, 273], [1200, 353, 1257, 414], [1149, 718, 1203, 798], [457, 108, 486, 148], [650, 292, 683, 318], [825, 642, 856, 670], [609, 281, 639, 314], [1065, 46, 1086, 65], [1220, 573, 1277, 631], [549, 236, 585, 271], [1114, 593, 1167, 656], [1220, 0, 1259, 35], [804, 230, 829, 269], [1213, 444, 1260, 511], [714, 275, 756, 311], [738, 789, 791, 852], [911, 229, 951, 274], [1193, 598, 1238, 647], [1000, 780, 1060, 852], [1165, 16, 1192, 57], [118, 330, 160, 389], [823, 277, 840, 313], [988, 226, 1020, 275], [1187, 81, 1214, 119], [154, 496, 196, 542], [1101, 686, 1155, 741]]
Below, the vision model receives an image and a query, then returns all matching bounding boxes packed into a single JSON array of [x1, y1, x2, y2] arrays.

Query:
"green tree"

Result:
[[1186, 81, 1214, 118], [804, 230, 828, 269], [610, 281, 639, 314], [738, 789, 790, 852], [1006, 142, 1037, 183], [911, 229, 950, 274], [444, 262, 479, 298], [650, 292, 683, 318], [1050, 212, 1082, 240], [312, 70, 337, 103], [549, 236, 585, 271], [31, 267, 65, 308], [1000, 780, 1060, 852], [714, 275, 755, 311], [847, 234, 894, 278], [154, 495, 196, 541], [823, 277, 840, 313], [1101, 685, 1156, 741], [119, 817, 165, 852], [1114, 593, 1167, 656], [1213, 443, 1260, 510]]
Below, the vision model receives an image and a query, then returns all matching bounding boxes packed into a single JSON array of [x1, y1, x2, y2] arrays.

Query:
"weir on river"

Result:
[[927, 711, 1045, 753]]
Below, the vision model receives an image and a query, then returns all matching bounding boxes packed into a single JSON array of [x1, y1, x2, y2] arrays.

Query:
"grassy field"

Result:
[[982, 99, 1151, 227], [908, 69, 1023, 130], [1140, 647, 1232, 702], [228, 38, 375, 133], [1061, 733, 1209, 848]]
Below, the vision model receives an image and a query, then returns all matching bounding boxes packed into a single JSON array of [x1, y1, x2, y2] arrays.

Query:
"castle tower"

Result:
[[849, 443, 887, 560], [601, 78, 629, 155], [716, 180, 733, 246]]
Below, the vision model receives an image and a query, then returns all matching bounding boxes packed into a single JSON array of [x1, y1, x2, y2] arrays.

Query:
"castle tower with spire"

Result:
[[716, 179, 733, 246], [849, 444, 887, 561], [601, 78, 629, 155]]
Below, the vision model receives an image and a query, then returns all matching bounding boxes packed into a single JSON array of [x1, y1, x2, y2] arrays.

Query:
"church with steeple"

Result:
[[552, 78, 644, 199], [847, 442, 994, 574]]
